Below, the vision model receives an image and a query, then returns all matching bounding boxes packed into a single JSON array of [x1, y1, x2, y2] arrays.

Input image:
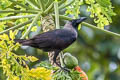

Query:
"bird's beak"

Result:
[[76, 17, 87, 24]]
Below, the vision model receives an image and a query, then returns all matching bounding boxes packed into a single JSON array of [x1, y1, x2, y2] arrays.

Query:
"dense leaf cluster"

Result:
[[0, 31, 51, 80]]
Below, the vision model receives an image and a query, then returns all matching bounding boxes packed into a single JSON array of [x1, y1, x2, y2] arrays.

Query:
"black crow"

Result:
[[15, 17, 87, 70]]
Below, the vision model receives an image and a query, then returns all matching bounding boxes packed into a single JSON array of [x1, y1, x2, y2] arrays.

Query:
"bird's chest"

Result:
[[57, 33, 77, 49], [59, 32, 77, 42], [51, 29, 78, 50], [66, 33, 77, 44]]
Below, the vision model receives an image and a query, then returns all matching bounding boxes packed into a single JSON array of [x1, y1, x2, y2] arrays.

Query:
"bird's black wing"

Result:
[[29, 29, 76, 51]]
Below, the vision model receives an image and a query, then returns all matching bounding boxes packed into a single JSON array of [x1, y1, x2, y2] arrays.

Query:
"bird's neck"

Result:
[[64, 22, 78, 32], [64, 22, 78, 38]]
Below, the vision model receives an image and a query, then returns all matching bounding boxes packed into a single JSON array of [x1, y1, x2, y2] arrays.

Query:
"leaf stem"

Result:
[[46, 0, 53, 8], [0, 19, 32, 35], [39, 0, 45, 12], [9, 0, 33, 10], [59, 0, 74, 10], [0, 15, 35, 21], [49, 0, 74, 13], [20, 12, 41, 39], [54, 1, 60, 29], [0, 10, 38, 14], [58, 0, 66, 6], [52, 14, 120, 38], [82, 22, 120, 37], [44, 3, 54, 14], [26, 0, 39, 9]]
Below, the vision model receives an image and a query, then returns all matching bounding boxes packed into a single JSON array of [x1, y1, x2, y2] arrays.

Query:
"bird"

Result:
[[15, 17, 87, 70]]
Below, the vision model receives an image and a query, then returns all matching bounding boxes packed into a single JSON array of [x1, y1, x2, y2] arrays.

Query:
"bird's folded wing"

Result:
[[30, 29, 75, 50]]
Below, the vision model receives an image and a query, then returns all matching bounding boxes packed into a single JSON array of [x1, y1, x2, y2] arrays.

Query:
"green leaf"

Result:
[[31, 26, 37, 32], [28, 56, 38, 62]]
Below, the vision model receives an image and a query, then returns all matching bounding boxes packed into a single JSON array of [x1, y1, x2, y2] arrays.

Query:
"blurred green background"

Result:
[[0, 0, 120, 80]]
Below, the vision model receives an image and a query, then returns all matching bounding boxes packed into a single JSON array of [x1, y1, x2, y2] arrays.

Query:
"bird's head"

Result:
[[71, 17, 87, 29]]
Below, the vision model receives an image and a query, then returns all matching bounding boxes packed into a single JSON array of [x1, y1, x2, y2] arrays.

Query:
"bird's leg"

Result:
[[53, 50, 70, 72], [53, 50, 61, 67]]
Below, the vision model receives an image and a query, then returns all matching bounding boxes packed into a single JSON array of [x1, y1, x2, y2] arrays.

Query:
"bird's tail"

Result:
[[14, 39, 32, 45]]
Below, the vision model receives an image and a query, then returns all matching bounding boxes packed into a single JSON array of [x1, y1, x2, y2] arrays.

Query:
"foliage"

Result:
[[28, 67, 52, 80], [86, 0, 116, 29], [65, 0, 116, 29], [52, 70, 82, 80], [0, 31, 51, 80], [65, 0, 83, 18], [0, 0, 118, 80], [39, 61, 83, 80]]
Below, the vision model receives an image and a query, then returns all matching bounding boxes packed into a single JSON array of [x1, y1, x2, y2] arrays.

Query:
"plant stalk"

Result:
[[0, 15, 35, 21], [59, 0, 74, 10], [49, 0, 74, 13], [44, 3, 54, 14], [20, 12, 41, 39], [52, 14, 120, 38], [0, 19, 32, 35], [9, 0, 33, 10], [58, 0, 66, 6], [82, 22, 120, 37], [0, 10, 38, 14], [26, 0, 39, 9], [46, 0, 53, 8], [39, 0, 45, 12], [54, 1, 60, 29]]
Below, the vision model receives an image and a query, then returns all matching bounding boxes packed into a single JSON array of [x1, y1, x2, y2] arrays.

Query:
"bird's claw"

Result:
[[53, 62, 70, 72], [61, 67, 70, 72], [53, 67, 70, 73]]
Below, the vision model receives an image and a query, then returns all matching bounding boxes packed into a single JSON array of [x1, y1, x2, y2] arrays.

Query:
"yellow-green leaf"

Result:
[[10, 30, 14, 40], [28, 56, 38, 62]]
